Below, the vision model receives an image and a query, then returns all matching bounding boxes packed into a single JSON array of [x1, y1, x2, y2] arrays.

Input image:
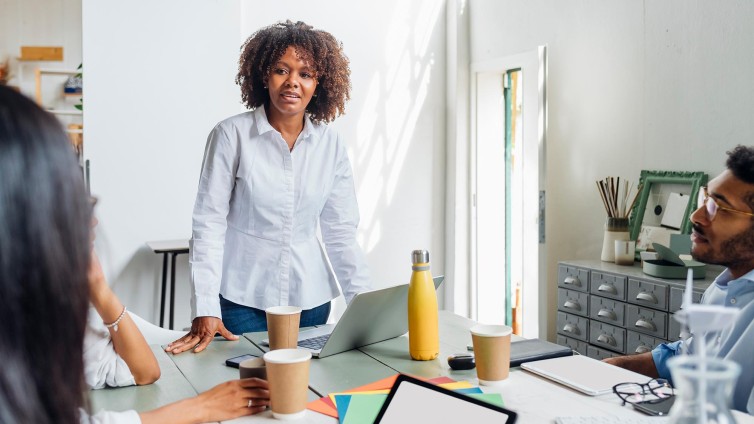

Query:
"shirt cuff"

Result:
[[193, 294, 222, 320], [652, 340, 683, 381]]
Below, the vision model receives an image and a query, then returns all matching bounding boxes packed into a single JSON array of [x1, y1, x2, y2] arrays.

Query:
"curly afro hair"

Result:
[[727, 145, 754, 185], [236, 20, 351, 124]]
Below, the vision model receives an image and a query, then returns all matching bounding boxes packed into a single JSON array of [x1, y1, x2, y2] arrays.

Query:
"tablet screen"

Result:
[[374, 375, 517, 423]]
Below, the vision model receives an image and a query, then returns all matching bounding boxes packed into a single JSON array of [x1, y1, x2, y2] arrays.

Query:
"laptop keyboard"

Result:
[[297, 334, 331, 350]]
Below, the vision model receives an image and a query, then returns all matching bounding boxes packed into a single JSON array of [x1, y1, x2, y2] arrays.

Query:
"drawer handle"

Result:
[[598, 283, 618, 295], [597, 334, 616, 347], [636, 292, 658, 304], [635, 319, 657, 331], [564, 276, 581, 287], [635, 345, 651, 354], [564, 300, 581, 311], [597, 309, 617, 321], [563, 323, 580, 335]]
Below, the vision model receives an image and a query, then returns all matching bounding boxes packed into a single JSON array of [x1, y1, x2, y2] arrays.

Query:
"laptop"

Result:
[[262, 276, 444, 358], [520, 355, 650, 396]]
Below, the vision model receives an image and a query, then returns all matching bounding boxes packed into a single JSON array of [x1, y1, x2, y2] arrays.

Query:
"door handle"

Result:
[[564, 300, 581, 311], [597, 334, 616, 347], [563, 324, 580, 335], [597, 309, 617, 321], [636, 292, 658, 304], [564, 276, 581, 287], [635, 319, 657, 331], [598, 284, 618, 295]]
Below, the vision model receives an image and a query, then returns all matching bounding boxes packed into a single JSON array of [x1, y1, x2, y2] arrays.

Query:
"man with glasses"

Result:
[[605, 145, 754, 413]]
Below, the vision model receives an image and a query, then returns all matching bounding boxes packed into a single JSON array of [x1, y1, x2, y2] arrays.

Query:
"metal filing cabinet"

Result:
[[556, 260, 717, 360]]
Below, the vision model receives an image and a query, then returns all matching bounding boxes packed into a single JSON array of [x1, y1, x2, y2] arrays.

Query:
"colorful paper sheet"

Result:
[[307, 374, 455, 418]]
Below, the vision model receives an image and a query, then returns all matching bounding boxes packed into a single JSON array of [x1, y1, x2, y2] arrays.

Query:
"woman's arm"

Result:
[[139, 378, 270, 424], [319, 135, 372, 303], [89, 252, 160, 385]]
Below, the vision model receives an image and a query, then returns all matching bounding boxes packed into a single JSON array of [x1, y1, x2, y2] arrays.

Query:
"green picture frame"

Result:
[[629, 170, 708, 243]]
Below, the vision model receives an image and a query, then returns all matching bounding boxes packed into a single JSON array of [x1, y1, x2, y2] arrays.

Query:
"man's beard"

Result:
[[692, 223, 754, 269]]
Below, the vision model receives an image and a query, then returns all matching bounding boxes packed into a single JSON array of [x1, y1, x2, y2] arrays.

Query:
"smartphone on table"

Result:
[[632, 395, 675, 416], [225, 353, 260, 368]]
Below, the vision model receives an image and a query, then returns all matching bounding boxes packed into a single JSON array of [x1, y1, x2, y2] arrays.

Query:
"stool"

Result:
[[146, 239, 189, 329]]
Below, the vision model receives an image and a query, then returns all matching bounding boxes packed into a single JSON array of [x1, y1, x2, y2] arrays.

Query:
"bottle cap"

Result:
[[412, 249, 429, 264]]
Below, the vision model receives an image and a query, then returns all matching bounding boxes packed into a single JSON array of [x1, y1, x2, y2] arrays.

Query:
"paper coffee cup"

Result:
[[266, 306, 302, 350], [239, 357, 266, 380], [470, 324, 512, 386], [264, 349, 311, 420]]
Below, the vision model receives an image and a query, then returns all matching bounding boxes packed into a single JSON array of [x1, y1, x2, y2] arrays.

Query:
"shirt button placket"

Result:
[[279, 139, 294, 306]]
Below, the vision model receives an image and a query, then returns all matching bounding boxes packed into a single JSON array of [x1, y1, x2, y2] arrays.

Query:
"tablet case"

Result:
[[374, 374, 517, 423]]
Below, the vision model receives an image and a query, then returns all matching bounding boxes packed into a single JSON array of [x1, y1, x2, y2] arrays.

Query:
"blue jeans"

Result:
[[220, 295, 331, 334]]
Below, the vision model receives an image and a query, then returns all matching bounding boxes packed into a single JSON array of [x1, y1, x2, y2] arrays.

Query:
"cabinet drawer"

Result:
[[626, 305, 667, 338], [589, 271, 627, 301], [669, 287, 704, 312], [558, 288, 589, 317], [587, 345, 619, 360], [626, 331, 664, 355], [667, 314, 689, 341], [589, 321, 625, 354], [589, 295, 625, 326], [627, 279, 668, 310], [558, 265, 589, 293], [557, 312, 589, 341], [557, 335, 587, 356]]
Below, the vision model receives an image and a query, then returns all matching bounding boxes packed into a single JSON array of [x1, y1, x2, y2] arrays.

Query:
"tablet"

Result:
[[521, 355, 650, 396], [374, 374, 517, 423]]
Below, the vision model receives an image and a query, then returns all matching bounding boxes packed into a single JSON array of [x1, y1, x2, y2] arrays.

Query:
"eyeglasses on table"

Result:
[[612, 378, 674, 405]]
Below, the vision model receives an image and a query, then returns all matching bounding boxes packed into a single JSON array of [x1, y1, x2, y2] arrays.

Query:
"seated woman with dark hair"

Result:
[[0, 85, 269, 423]]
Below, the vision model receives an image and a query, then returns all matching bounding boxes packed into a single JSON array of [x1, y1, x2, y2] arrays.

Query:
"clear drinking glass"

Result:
[[667, 356, 740, 424]]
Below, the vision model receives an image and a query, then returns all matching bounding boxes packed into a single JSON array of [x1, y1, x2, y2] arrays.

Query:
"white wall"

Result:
[[82, 0, 243, 327], [468, 0, 754, 341], [82, 0, 447, 328]]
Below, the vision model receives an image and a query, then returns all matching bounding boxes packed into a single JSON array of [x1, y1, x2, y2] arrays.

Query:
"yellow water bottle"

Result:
[[408, 249, 439, 360]]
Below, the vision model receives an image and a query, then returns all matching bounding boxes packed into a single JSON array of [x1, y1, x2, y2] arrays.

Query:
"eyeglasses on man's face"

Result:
[[697, 187, 754, 222], [613, 378, 674, 405]]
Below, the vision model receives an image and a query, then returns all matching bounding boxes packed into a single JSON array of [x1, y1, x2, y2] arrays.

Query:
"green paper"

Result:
[[468, 393, 505, 407], [341, 394, 388, 424]]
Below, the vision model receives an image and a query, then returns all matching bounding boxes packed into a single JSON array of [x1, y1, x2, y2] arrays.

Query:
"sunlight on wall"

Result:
[[353, 0, 443, 255]]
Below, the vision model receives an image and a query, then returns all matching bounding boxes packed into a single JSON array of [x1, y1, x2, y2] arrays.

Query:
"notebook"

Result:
[[374, 374, 517, 423], [261, 276, 444, 358], [520, 355, 651, 396], [509, 339, 574, 367]]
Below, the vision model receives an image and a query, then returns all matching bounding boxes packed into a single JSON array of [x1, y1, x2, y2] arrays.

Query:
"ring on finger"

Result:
[[247, 399, 253, 408]]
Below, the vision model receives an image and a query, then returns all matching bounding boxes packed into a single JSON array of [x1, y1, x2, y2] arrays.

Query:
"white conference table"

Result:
[[90, 311, 754, 423]]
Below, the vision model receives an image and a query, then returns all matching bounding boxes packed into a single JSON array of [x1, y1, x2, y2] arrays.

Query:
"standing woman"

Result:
[[168, 20, 371, 354]]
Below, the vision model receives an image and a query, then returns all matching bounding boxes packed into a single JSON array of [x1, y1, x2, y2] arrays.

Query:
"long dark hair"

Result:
[[0, 86, 91, 423]]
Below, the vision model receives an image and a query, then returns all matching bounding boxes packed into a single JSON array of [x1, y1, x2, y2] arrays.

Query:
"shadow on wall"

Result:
[[352, 0, 444, 256]]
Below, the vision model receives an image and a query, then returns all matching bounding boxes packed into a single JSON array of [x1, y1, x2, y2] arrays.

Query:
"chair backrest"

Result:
[[128, 312, 185, 346]]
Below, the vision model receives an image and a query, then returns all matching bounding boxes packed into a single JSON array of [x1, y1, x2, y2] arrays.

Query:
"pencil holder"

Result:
[[600, 218, 629, 262]]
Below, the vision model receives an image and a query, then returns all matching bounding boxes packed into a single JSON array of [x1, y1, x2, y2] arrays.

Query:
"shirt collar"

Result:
[[254, 107, 317, 143], [714, 268, 754, 287]]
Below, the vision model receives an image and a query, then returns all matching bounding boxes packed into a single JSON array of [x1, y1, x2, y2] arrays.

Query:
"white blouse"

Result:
[[83, 308, 136, 390], [190, 107, 371, 319]]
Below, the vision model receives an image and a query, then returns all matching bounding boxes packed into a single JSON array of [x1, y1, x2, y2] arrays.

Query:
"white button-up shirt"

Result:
[[190, 108, 371, 319]]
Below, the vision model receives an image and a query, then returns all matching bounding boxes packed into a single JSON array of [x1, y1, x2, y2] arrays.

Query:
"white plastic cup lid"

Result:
[[265, 306, 303, 315], [263, 348, 312, 364], [470, 324, 513, 337]]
